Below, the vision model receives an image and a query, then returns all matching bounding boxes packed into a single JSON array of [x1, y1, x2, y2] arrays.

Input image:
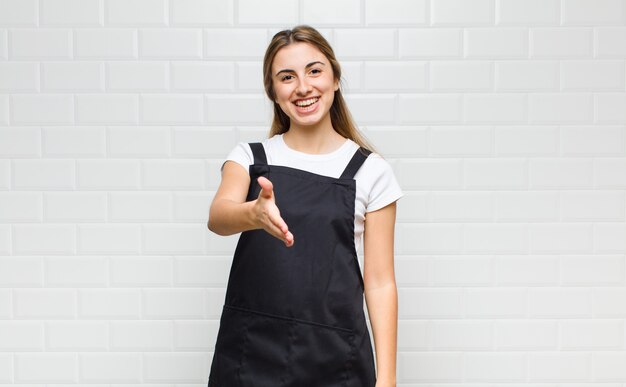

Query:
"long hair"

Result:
[[262, 25, 375, 153]]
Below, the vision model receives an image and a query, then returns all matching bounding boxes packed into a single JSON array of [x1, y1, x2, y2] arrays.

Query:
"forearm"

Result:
[[364, 281, 398, 385], [208, 198, 257, 235]]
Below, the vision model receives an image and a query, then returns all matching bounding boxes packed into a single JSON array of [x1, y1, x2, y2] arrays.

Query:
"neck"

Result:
[[283, 116, 346, 155]]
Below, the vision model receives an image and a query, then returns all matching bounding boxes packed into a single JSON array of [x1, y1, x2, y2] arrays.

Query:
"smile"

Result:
[[293, 97, 319, 107]]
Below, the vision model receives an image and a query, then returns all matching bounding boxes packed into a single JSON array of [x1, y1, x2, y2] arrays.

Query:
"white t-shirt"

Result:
[[221, 133, 403, 252]]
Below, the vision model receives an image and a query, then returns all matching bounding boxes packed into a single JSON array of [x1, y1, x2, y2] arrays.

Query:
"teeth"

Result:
[[295, 97, 319, 107]]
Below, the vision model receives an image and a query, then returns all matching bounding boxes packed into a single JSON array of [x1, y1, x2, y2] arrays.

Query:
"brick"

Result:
[[429, 126, 492, 156], [529, 93, 593, 123], [365, 0, 427, 25], [171, 61, 234, 91], [0, 192, 41, 222], [0, 29, 6, 60], [334, 29, 395, 58], [14, 353, 75, 383], [75, 94, 138, 124], [46, 256, 107, 286], [301, 0, 360, 25], [593, 353, 626, 379], [528, 353, 590, 380], [0, 225, 9, 255], [77, 160, 140, 189], [594, 288, 626, 316], [12, 95, 73, 124], [595, 27, 626, 58], [363, 61, 426, 91], [47, 321, 107, 350], [143, 353, 208, 383], [399, 288, 462, 317], [399, 94, 462, 123], [142, 160, 205, 190], [0, 95, 6, 125], [78, 289, 141, 317], [238, 0, 297, 25], [344, 95, 396, 124], [363, 127, 427, 157], [110, 256, 172, 286], [562, 0, 626, 25], [529, 223, 593, 253], [236, 61, 264, 91], [464, 28, 528, 58], [530, 158, 593, 188], [41, 0, 101, 26], [464, 94, 526, 123], [495, 191, 559, 221], [206, 95, 267, 124], [42, 62, 104, 91], [140, 28, 202, 59], [143, 224, 205, 254], [44, 192, 106, 222], [205, 28, 267, 58], [530, 28, 593, 58], [396, 159, 461, 190], [561, 255, 625, 285], [143, 289, 206, 318], [398, 352, 463, 381], [0, 127, 40, 157], [496, 0, 559, 25], [561, 60, 624, 90], [595, 158, 626, 188], [397, 224, 462, 254], [13, 289, 75, 318], [9, 29, 71, 59], [174, 256, 230, 286], [107, 61, 168, 91], [79, 353, 141, 383], [432, 0, 493, 25], [430, 61, 492, 91], [108, 126, 170, 157], [13, 224, 75, 255], [77, 225, 141, 254], [205, 231, 239, 255], [561, 125, 624, 155], [496, 255, 559, 285], [172, 127, 237, 157], [0, 257, 42, 286], [429, 321, 491, 349], [171, 0, 233, 25], [42, 126, 105, 157], [0, 62, 39, 92], [465, 353, 526, 381], [173, 192, 211, 222], [495, 320, 558, 349], [109, 192, 171, 221], [174, 320, 218, 350], [141, 94, 203, 124], [110, 321, 172, 350], [495, 125, 559, 156], [465, 288, 527, 317], [106, 0, 167, 26], [595, 93, 626, 123], [0, 0, 37, 25], [13, 159, 74, 190], [0, 321, 42, 350], [399, 28, 461, 58], [495, 60, 558, 91], [75, 28, 137, 59], [464, 224, 527, 252], [431, 256, 492, 284]]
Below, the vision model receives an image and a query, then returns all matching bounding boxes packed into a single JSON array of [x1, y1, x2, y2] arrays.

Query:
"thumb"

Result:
[[257, 176, 273, 198]]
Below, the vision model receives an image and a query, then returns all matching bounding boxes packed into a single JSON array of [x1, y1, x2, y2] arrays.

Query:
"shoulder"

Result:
[[356, 151, 403, 213]]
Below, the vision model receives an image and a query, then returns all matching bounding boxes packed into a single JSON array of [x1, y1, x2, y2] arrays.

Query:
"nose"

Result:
[[296, 77, 312, 96]]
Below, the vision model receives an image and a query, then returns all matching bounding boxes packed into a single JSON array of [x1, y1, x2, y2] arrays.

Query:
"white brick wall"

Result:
[[0, 0, 625, 385]]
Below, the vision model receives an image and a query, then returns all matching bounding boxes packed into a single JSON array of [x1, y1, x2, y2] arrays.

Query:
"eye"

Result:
[[310, 68, 322, 75], [281, 74, 294, 81]]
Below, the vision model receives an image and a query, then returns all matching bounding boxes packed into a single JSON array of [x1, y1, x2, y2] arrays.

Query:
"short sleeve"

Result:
[[220, 142, 253, 173], [363, 154, 403, 213]]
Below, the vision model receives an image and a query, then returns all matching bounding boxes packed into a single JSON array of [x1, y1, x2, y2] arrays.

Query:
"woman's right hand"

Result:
[[253, 176, 294, 247]]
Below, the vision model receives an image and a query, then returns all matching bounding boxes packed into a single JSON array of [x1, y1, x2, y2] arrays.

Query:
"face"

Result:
[[271, 42, 339, 130]]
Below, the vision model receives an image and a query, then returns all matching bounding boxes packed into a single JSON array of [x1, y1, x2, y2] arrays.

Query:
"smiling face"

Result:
[[271, 42, 339, 131]]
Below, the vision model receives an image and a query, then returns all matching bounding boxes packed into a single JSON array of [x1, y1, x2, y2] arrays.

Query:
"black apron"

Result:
[[208, 142, 376, 387]]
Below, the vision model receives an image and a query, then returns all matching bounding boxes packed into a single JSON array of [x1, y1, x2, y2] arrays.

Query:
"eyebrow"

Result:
[[275, 61, 325, 77]]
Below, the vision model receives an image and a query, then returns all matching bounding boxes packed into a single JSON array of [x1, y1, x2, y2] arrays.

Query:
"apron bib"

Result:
[[208, 142, 376, 387]]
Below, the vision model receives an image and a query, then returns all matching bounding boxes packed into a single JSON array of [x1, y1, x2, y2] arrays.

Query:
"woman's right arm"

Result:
[[207, 160, 294, 247]]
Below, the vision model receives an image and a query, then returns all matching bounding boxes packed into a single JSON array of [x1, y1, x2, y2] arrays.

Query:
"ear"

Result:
[[334, 80, 339, 91]]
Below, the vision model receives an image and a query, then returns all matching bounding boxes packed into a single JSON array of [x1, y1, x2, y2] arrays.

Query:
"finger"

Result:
[[257, 176, 273, 198]]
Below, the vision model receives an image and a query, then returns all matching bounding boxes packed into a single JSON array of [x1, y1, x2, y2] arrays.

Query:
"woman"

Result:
[[207, 25, 402, 387]]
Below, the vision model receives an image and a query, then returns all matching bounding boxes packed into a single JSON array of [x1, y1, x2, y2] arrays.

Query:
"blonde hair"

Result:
[[262, 25, 375, 153]]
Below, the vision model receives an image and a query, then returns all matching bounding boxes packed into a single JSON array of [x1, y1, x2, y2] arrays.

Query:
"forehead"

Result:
[[272, 42, 328, 71]]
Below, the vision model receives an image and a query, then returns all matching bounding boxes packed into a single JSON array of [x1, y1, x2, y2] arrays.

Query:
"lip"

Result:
[[292, 96, 320, 105], [293, 97, 320, 114]]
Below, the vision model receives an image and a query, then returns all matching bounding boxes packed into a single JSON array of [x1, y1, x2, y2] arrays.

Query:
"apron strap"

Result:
[[340, 147, 372, 179], [249, 142, 267, 165]]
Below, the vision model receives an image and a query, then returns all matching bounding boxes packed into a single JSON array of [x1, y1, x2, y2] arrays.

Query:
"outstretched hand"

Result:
[[253, 176, 294, 247]]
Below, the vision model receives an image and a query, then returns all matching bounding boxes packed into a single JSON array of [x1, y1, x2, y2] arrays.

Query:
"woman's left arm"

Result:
[[363, 201, 398, 387]]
